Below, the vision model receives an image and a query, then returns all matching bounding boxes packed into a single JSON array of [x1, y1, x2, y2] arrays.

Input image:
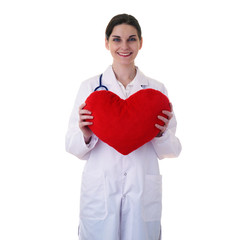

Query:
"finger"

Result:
[[79, 109, 92, 115], [155, 124, 166, 132], [79, 103, 92, 113], [169, 102, 173, 112], [80, 115, 93, 121], [79, 103, 86, 110], [157, 115, 169, 125], [162, 110, 173, 120], [79, 121, 93, 128]]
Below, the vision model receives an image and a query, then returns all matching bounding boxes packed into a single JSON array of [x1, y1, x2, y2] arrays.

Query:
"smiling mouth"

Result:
[[117, 52, 133, 57]]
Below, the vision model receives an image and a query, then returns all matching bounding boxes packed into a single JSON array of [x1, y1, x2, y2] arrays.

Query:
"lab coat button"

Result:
[[124, 172, 127, 176], [122, 194, 126, 198]]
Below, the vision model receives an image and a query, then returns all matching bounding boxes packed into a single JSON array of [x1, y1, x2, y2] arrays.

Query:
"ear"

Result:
[[139, 37, 143, 50], [105, 38, 110, 50]]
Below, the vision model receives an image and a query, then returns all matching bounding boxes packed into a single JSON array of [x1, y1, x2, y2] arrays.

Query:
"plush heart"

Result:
[[84, 88, 170, 155]]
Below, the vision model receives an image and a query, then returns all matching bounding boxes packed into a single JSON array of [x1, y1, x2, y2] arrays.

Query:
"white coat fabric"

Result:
[[65, 65, 182, 240]]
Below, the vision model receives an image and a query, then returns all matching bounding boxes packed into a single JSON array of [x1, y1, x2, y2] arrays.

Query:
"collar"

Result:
[[102, 65, 149, 88]]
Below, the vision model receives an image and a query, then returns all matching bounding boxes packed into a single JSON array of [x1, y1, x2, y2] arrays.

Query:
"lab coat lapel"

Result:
[[130, 68, 149, 96], [102, 65, 126, 99]]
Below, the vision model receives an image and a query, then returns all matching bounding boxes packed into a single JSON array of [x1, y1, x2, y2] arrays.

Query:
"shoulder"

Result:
[[139, 70, 168, 96], [74, 74, 101, 104], [80, 74, 100, 92]]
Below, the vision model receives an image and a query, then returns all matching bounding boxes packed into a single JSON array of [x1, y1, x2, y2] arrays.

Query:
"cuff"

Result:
[[152, 129, 170, 144], [85, 134, 98, 149]]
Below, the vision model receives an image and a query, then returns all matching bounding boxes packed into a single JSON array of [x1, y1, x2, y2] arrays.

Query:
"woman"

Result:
[[65, 14, 181, 240]]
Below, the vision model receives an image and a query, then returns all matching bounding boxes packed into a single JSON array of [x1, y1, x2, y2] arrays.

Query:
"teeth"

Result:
[[119, 53, 131, 56]]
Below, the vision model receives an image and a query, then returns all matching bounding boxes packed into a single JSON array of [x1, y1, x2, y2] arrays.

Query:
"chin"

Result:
[[116, 57, 135, 65]]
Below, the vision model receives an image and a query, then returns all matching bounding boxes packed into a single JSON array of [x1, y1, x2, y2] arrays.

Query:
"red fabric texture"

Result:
[[84, 88, 170, 155]]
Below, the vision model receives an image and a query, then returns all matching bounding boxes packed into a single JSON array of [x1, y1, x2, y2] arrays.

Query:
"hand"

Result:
[[155, 103, 173, 137], [79, 103, 93, 143]]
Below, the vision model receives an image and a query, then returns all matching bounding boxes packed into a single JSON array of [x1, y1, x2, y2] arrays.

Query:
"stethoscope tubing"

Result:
[[94, 74, 109, 91], [94, 73, 146, 92]]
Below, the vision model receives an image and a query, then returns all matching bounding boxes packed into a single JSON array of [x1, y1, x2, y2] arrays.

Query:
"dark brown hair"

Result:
[[105, 14, 142, 40]]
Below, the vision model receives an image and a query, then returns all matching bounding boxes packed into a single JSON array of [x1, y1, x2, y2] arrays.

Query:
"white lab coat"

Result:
[[65, 65, 182, 240]]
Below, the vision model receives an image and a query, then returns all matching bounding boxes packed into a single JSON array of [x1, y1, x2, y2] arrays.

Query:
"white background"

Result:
[[0, 0, 240, 239]]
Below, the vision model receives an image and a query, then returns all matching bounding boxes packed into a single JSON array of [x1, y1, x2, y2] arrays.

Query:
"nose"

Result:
[[120, 40, 129, 50]]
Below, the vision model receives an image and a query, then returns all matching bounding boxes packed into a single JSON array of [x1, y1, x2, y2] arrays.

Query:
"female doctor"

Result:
[[65, 14, 181, 240]]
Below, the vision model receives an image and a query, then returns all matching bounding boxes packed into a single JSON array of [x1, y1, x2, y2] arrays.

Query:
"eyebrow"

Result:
[[111, 35, 137, 38]]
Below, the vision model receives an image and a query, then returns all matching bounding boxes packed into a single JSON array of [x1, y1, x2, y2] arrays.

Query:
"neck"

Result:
[[112, 62, 136, 88]]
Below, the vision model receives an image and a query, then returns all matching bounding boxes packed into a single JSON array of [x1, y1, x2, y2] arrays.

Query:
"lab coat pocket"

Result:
[[80, 171, 107, 220], [143, 174, 162, 222]]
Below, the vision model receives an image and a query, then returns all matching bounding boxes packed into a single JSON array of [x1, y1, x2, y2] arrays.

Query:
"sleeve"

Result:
[[65, 80, 98, 160], [151, 84, 182, 160]]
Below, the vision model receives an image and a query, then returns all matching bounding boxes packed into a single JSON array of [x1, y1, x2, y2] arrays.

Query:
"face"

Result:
[[105, 24, 143, 66]]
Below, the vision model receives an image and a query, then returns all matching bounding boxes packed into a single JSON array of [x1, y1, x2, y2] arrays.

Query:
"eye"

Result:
[[128, 37, 137, 42], [113, 38, 121, 42]]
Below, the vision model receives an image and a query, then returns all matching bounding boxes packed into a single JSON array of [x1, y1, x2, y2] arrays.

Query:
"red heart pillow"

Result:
[[84, 89, 170, 155]]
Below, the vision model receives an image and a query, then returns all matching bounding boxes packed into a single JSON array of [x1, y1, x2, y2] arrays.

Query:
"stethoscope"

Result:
[[94, 74, 109, 91], [94, 73, 146, 92]]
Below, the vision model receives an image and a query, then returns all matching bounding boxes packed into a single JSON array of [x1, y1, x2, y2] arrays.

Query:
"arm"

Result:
[[65, 81, 98, 160], [151, 85, 182, 160], [151, 107, 182, 160]]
